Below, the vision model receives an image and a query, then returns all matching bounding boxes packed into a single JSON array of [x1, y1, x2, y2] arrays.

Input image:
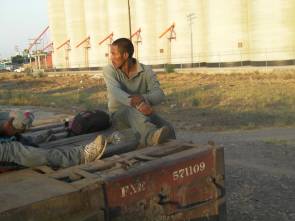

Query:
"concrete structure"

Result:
[[64, 0, 87, 68], [204, 0, 249, 64], [84, 0, 108, 67], [48, 0, 67, 68], [249, 0, 295, 64], [133, 0, 157, 64], [47, 0, 295, 69]]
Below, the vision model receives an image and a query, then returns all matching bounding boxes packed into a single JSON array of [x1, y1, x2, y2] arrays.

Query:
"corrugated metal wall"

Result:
[[48, 0, 295, 69]]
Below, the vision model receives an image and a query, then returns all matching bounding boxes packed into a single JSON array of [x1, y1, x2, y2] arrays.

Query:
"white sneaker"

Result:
[[83, 135, 107, 163]]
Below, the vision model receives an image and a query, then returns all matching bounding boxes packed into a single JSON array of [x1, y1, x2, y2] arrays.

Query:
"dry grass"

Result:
[[0, 73, 107, 112], [1, 69, 295, 131], [157, 69, 295, 130]]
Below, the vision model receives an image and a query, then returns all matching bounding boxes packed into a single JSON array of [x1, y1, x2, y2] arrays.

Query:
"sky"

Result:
[[0, 0, 48, 59]]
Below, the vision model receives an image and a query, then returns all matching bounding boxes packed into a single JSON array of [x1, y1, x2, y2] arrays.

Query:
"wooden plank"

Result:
[[32, 166, 55, 174], [0, 140, 225, 221], [0, 169, 76, 213]]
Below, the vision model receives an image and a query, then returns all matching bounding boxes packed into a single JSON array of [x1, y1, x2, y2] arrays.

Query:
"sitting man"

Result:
[[0, 111, 106, 168], [103, 38, 175, 147]]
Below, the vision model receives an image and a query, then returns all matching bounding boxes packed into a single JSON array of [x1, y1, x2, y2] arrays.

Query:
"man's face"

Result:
[[110, 45, 128, 69]]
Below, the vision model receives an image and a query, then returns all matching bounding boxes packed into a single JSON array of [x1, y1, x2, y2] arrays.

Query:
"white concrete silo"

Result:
[[133, 0, 158, 64], [188, 0, 207, 65], [166, 0, 189, 65], [249, 0, 295, 63], [84, 0, 109, 67], [47, 0, 67, 68], [155, 0, 169, 65], [167, 0, 205, 65], [107, 0, 130, 40], [204, 0, 249, 64], [64, 0, 87, 68]]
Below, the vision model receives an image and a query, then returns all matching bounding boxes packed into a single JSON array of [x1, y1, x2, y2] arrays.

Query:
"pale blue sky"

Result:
[[0, 0, 48, 59]]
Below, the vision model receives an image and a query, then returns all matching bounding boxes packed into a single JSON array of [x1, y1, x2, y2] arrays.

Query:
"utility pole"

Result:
[[187, 13, 196, 67], [28, 39, 34, 66], [29, 38, 41, 69], [15, 45, 20, 55], [127, 0, 132, 39], [34, 41, 41, 69]]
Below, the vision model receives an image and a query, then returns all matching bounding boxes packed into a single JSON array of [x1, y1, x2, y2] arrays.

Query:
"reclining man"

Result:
[[103, 38, 175, 146], [0, 111, 106, 168]]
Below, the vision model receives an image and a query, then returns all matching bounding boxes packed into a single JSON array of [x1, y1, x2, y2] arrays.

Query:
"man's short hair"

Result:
[[112, 38, 134, 58]]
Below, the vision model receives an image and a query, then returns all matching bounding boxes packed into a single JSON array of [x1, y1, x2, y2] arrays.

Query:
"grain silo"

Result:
[[204, 0, 249, 64], [84, 0, 109, 67], [47, 0, 295, 69], [155, 0, 169, 65], [249, 0, 295, 64], [167, 0, 205, 66], [107, 0, 130, 40], [64, 0, 87, 68], [133, 0, 157, 64], [188, 0, 207, 65], [167, 0, 190, 65], [47, 0, 67, 68]]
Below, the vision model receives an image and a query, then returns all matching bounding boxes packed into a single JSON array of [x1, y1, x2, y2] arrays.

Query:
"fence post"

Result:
[[265, 49, 268, 71], [240, 52, 243, 67], [218, 53, 221, 69]]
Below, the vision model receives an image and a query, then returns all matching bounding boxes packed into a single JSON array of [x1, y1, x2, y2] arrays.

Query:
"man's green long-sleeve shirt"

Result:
[[103, 62, 165, 113]]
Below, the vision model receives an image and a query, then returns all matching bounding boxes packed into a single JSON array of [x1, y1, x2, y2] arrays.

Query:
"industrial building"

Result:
[[47, 0, 295, 69]]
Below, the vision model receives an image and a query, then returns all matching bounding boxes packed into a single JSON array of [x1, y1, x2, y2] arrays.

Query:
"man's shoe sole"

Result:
[[153, 126, 170, 145], [93, 135, 107, 160]]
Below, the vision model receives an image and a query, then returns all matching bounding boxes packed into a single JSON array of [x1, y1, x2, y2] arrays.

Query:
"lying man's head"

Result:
[[0, 111, 34, 136]]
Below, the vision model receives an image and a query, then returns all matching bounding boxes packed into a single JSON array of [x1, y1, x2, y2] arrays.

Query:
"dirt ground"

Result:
[[179, 128, 295, 221], [2, 105, 295, 221]]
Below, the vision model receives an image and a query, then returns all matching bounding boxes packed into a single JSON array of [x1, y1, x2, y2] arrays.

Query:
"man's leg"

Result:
[[48, 135, 107, 168], [150, 114, 176, 139], [0, 141, 82, 168], [0, 136, 106, 168], [0, 141, 48, 167], [112, 107, 171, 146], [45, 146, 83, 168], [112, 107, 157, 145]]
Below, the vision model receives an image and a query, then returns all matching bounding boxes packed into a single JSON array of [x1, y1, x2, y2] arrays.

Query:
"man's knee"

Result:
[[117, 107, 151, 123]]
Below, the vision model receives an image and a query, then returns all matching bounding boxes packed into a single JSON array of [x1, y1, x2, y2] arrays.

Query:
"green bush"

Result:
[[165, 64, 175, 73], [192, 98, 200, 106]]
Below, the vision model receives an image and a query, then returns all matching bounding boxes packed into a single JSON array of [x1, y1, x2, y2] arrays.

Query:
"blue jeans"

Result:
[[0, 141, 82, 168], [111, 107, 175, 146]]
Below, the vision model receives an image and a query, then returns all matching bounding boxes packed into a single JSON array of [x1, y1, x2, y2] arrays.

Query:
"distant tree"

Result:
[[11, 55, 24, 65], [23, 49, 29, 55]]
